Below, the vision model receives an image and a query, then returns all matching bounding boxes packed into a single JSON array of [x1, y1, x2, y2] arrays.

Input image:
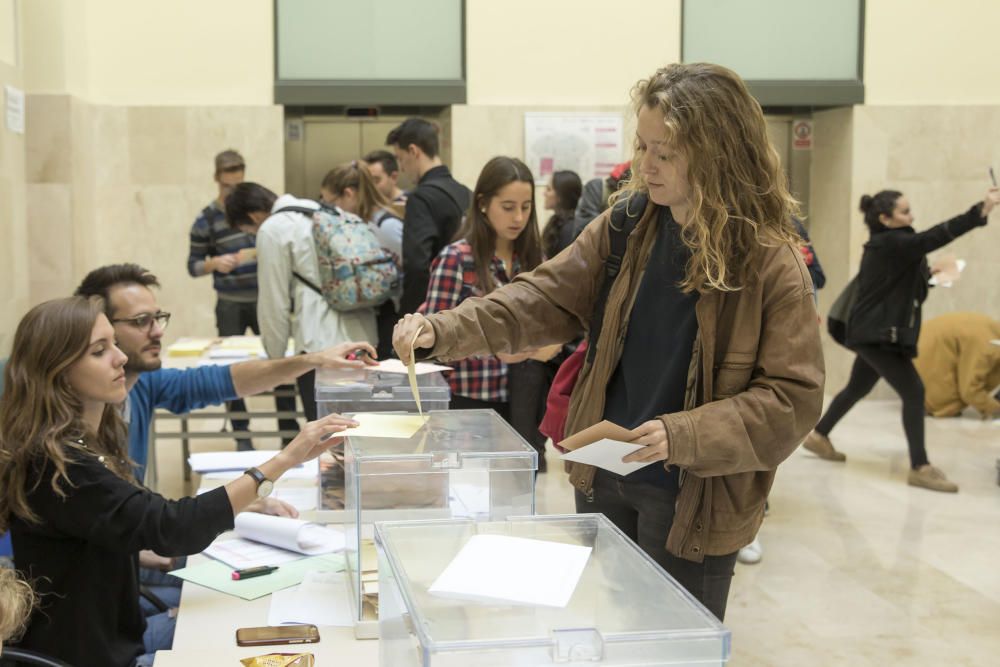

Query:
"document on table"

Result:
[[374, 358, 453, 375], [189, 451, 318, 480], [429, 534, 591, 608], [203, 515, 345, 569], [343, 412, 427, 439], [171, 553, 345, 601], [267, 570, 354, 627]]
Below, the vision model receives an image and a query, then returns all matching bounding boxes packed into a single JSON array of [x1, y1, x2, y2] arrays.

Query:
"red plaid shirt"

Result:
[[419, 240, 521, 402]]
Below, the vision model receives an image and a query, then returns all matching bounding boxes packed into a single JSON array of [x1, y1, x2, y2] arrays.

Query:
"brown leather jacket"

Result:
[[423, 202, 825, 562]]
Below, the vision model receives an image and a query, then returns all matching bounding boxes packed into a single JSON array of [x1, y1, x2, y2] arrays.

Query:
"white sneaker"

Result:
[[737, 537, 763, 565]]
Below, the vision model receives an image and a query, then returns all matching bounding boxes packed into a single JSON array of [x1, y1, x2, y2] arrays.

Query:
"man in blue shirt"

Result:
[[75, 263, 377, 485]]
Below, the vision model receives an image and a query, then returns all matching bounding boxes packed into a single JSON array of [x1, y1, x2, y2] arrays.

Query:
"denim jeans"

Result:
[[136, 609, 175, 665], [575, 469, 738, 621], [138, 557, 186, 616]]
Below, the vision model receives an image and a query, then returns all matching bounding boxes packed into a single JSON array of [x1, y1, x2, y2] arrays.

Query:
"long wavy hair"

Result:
[[616, 63, 801, 293], [0, 297, 133, 531], [321, 161, 403, 223], [455, 157, 543, 294]]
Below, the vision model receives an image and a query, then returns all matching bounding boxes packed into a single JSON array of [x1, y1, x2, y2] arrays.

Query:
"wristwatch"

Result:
[[243, 466, 274, 498]]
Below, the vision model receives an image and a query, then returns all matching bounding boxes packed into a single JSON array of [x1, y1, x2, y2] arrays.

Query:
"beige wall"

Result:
[[865, 0, 1000, 104], [18, 0, 283, 345], [24, 0, 273, 105], [466, 0, 681, 106], [0, 0, 29, 356]]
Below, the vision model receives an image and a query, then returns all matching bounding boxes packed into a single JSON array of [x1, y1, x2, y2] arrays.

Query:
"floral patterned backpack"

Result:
[[276, 204, 399, 311]]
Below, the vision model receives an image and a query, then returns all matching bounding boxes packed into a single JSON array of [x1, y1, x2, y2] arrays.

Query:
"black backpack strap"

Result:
[[586, 194, 648, 364], [292, 270, 323, 296], [275, 205, 320, 217]]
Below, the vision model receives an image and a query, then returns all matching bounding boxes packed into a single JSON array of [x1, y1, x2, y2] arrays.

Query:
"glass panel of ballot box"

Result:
[[374, 514, 731, 666], [315, 367, 451, 517], [344, 409, 536, 638]]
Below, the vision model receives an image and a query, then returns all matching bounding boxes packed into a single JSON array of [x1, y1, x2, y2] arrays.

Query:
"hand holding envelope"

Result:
[[559, 419, 670, 476]]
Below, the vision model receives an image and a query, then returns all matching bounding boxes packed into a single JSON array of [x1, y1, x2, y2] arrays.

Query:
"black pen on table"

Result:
[[232, 565, 278, 580]]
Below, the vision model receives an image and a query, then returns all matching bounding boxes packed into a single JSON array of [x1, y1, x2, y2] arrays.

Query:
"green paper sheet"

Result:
[[170, 552, 346, 601]]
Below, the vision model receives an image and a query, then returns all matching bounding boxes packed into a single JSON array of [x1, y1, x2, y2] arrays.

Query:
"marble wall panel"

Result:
[[25, 94, 72, 184]]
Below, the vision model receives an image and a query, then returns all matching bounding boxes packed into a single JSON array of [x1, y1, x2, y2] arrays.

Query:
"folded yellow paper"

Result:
[[240, 653, 313, 667]]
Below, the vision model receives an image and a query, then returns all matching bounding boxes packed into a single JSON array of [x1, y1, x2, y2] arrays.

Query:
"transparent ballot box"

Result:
[[374, 514, 731, 666], [345, 409, 537, 638], [315, 367, 451, 515]]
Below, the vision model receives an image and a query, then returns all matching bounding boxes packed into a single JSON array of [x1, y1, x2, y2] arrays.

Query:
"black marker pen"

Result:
[[232, 565, 279, 580]]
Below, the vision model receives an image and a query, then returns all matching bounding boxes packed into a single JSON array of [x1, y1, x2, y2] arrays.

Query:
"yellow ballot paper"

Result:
[[343, 413, 427, 439], [409, 325, 425, 417]]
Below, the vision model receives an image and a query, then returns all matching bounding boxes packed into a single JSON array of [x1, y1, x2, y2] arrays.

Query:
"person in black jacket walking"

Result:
[[386, 118, 472, 316], [803, 187, 999, 492]]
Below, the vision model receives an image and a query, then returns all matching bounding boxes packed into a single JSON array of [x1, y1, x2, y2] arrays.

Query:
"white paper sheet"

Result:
[[202, 517, 345, 569], [267, 570, 354, 627], [559, 438, 656, 476], [429, 534, 591, 608], [374, 358, 453, 375], [273, 486, 318, 511], [190, 452, 318, 480]]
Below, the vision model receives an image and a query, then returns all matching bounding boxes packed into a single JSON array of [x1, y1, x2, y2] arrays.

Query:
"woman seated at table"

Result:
[[0, 296, 358, 667]]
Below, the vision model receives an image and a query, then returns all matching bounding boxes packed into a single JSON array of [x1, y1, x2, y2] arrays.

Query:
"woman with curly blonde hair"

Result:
[[393, 62, 824, 620]]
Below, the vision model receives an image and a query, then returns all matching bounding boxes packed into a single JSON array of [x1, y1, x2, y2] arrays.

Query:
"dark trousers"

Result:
[[216, 299, 299, 446], [297, 369, 317, 422], [574, 469, 738, 622], [815, 344, 928, 468], [450, 394, 511, 422], [507, 360, 556, 472]]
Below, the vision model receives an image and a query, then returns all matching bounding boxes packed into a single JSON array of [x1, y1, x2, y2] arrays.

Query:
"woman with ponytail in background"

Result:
[[803, 187, 998, 491], [321, 161, 406, 358]]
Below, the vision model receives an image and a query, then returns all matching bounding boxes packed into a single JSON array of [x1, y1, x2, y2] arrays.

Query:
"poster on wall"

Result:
[[524, 112, 624, 185]]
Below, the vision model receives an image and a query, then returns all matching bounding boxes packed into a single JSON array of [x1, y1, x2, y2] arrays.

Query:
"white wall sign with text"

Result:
[[524, 112, 624, 184]]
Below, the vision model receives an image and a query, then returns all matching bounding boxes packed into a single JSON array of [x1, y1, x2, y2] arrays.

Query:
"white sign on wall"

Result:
[[5, 84, 24, 134], [524, 112, 624, 185]]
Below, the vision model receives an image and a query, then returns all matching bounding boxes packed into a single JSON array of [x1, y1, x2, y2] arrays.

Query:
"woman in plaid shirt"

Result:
[[419, 157, 547, 420]]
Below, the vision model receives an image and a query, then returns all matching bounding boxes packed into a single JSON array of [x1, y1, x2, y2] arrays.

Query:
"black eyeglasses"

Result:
[[111, 311, 171, 332]]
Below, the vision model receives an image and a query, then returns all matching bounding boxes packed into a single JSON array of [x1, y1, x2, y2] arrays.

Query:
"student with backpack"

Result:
[[319, 161, 405, 359], [226, 182, 390, 419], [394, 64, 824, 622], [386, 118, 472, 316]]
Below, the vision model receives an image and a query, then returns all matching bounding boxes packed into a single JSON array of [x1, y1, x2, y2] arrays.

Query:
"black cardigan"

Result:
[[847, 203, 987, 356], [10, 450, 234, 667]]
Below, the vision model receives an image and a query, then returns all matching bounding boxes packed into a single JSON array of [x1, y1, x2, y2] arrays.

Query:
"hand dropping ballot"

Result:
[[558, 420, 657, 476]]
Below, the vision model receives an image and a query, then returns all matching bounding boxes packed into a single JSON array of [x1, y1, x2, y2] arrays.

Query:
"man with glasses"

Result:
[[74, 263, 376, 485]]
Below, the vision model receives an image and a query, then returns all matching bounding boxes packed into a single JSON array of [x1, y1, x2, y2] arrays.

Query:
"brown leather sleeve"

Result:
[[426, 212, 611, 362]]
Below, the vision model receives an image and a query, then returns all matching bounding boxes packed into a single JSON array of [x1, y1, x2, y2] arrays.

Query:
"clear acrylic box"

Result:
[[315, 368, 451, 515], [344, 409, 537, 638], [374, 514, 731, 665]]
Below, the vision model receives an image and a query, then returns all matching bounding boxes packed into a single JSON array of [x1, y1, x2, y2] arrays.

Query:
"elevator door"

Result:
[[764, 115, 811, 222]]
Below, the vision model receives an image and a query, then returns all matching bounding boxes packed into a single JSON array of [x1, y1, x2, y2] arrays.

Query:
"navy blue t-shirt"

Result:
[[603, 207, 699, 486]]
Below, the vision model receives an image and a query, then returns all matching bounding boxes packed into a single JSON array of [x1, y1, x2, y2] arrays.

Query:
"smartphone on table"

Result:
[[235, 624, 320, 647]]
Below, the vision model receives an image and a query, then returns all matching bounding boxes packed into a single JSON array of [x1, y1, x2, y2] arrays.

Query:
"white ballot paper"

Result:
[[374, 358, 453, 375], [203, 514, 345, 569], [429, 534, 591, 608], [267, 570, 354, 627], [560, 438, 656, 476]]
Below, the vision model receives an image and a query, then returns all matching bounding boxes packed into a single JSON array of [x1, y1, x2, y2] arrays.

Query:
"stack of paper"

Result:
[[188, 451, 318, 480], [268, 570, 354, 627], [171, 552, 345, 601], [203, 514, 345, 569], [428, 534, 591, 608], [167, 337, 215, 357]]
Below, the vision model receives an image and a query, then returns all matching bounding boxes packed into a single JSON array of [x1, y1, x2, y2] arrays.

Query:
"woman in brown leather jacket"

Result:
[[393, 63, 824, 621]]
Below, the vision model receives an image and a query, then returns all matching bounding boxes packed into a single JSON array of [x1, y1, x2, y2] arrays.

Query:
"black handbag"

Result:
[[827, 276, 859, 346]]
